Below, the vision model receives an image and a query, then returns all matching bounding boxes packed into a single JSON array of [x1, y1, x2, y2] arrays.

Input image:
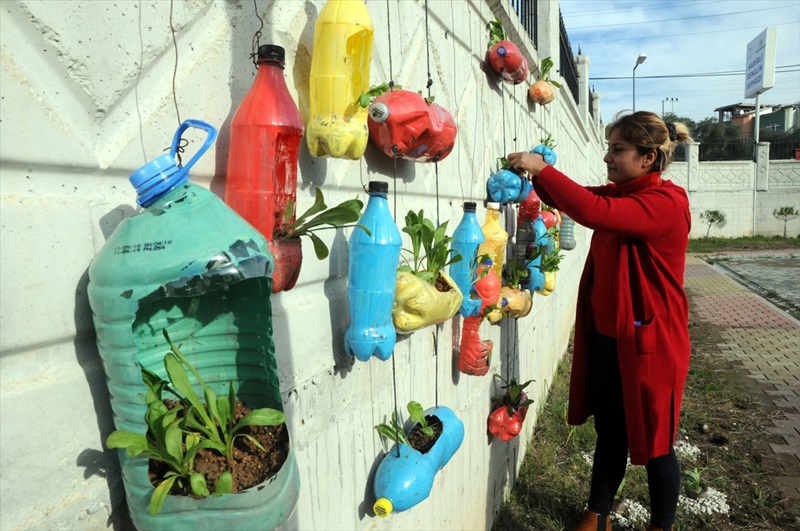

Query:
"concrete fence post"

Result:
[[755, 142, 770, 191], [686, 142, 700, 192]]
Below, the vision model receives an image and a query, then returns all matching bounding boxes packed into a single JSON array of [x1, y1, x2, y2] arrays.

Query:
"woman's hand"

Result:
[[507, 151, 548, 179]]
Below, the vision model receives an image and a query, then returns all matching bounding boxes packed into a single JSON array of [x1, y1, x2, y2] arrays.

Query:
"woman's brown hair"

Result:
[[606, 111, 693, 171]]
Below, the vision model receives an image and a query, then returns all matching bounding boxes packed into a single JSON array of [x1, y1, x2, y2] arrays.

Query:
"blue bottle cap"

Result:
[[129, 153, 186, 208]]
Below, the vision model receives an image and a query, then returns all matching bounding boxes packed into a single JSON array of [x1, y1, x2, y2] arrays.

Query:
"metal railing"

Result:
[[508, 0, 537, 48], [558, 10, 579, 104]]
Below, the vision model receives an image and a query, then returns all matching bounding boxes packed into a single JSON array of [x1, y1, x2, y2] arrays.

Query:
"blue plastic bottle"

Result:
[[373, 406, 464, 517], [87, 120, 299, 531], [449, 202, 485, 317], [486, 169, 532, 204], [524, 215, 548, 292], [344, 181, 402, 361]]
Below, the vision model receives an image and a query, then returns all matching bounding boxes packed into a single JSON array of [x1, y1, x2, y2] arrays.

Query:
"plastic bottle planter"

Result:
[[560, 213, 577, 250], [225, 44, 303, 246], [345, 181, 402, 361], [474, 260, 503, 325], [450, 202, 485, 318], [87, 121, 299, 530], [486, 18, 529, 85], [373, 406, 464, 517], [268, 238, 302, 293], [530, 144, 557, 166], [458, 316, 492, 376], [500, 286, 532, 318], [486, 169, 532, 204], [487, 390, 531, 441], [392, 271, 462, 333], [477, 202, 507, 280], [522, 216, 548, 293], [518, 189, 542, 225], [306, 0, 373, 159], [529, 57, 561, 105], [368, 89, 457, 162]]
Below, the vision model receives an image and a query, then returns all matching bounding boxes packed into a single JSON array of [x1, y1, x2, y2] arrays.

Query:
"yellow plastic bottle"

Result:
[[306, 0, 373, 159], [477, 202, 508, 280]]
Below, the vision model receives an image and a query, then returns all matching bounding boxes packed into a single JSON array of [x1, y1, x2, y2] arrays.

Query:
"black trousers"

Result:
[[586, 332, 680, 528]]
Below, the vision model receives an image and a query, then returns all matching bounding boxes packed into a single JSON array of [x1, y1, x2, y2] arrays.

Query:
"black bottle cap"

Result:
[[368, 181, 389, 194], [258, 44, 285, 64], [464, 202, 476, 212]]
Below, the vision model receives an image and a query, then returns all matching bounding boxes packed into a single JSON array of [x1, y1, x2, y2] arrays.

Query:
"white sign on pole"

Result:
[[744, 27, 777, 99]]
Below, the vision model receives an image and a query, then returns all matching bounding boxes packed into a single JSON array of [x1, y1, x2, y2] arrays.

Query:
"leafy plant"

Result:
[[540, 133, 557, 149], [106, 330, 286, 516], [502, 260, 530, 289], [537, 57, 562, 88], [539, 245, 563, 273], [772, 206, 798, 237], [683, 467, 705, 499], [274, 187, 369, 259], [356, 82, 403, 108], [487, 17, 507, 48], [375, 401, 434, 446], [700, 209, 726, 238], [492, 375, 534, 412], [398, 209, 462, 285]]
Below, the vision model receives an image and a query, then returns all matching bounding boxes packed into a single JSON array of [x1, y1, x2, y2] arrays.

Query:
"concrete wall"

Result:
[[0, 1, 606, 530], [664, 143, 800, 238]]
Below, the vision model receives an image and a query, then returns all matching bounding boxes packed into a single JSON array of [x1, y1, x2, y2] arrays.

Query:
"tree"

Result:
[[772, 206, 799, 238], [700, 210, 726, 238], [692, 118, 749, 161]]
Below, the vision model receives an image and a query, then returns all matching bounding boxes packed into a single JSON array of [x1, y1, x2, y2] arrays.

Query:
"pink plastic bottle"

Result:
[[225, 44, 304, 240], [458, 316, 492, 376], [518, 189, 541, 224]]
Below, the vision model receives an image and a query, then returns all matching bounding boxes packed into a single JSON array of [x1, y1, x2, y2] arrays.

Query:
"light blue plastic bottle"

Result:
[[560, 213, 577, 250], [524, 215, 548, 292], [87, 120, 299, 531], [449, 202, 485, 317], [372, 406, 464, 517], [344, 181, 402, 361], [486, 169, 532, 204]]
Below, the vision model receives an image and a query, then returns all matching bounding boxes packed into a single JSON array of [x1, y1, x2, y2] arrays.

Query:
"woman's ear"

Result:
[[642, 149, 658, 169]]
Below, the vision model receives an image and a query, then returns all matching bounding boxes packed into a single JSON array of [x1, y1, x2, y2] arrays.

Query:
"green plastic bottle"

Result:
[[87, 120, 298, 530]]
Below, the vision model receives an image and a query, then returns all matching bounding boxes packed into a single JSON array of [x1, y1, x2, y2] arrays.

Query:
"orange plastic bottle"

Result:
[[477, 202, 508, 279], [225, 45, 304, 240], [458, 316, 492, 376]]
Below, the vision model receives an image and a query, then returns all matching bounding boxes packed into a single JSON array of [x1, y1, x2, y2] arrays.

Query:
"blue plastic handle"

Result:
[[172, 119, 218, 173]]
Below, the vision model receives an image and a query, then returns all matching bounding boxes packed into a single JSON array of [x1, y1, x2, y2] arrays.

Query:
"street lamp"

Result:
[[661, 97, 678, 117], [632, 53, 647, 112]]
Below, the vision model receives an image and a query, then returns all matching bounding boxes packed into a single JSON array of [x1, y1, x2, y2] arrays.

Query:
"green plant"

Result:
[[398, 209, 462, 285], [540, 133, 557, 149], [772, 206, 798, 237], [537, 57, 562, 88], [502, 260, 530, 289], [274, 188, 369, 259], [106, 330, 286, 516], [487, 17, 507, 48], [700, 209, 726, 238], [375, 401, 434, 446], [540, 246, 563, 273], [356, 82, 403, 108], [683, 467, 705, 499]]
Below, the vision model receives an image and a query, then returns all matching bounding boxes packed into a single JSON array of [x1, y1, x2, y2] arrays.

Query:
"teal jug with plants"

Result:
[[88, 120, 299, 531], [344, 181, 402, 361]]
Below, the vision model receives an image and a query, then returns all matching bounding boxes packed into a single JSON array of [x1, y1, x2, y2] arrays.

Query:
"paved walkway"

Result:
[[684, 252, 800, 506]]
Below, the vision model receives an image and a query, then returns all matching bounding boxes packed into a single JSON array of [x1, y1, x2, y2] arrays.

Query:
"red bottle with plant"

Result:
[[487, 375, 534, 441], [486, 18, 528, 85]]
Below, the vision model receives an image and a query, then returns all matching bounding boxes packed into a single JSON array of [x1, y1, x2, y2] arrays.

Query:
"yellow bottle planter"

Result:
[[393, 271, 462, 333], [500, 286, 532, 318], [306, 0, 373, 159], [537, 271, 557, 296]]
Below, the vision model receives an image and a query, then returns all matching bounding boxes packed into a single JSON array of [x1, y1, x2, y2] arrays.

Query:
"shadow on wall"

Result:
[[75, 205, 137, 530]]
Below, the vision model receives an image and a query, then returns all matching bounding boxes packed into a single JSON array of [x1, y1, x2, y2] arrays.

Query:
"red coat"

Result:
[[533, 166, 691, 464]]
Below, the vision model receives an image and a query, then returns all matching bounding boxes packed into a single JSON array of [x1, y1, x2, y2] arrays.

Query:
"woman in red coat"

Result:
[[508, 111, 693, 531]]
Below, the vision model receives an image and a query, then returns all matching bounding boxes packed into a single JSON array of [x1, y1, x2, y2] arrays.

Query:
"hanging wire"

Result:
[[250, 0, 265, 67], [135, 0, 147, 163], [168, 0, 182, 127]]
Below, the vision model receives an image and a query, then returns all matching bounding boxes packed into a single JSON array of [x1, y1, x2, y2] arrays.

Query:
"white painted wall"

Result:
[[0, 1, 607, 530]]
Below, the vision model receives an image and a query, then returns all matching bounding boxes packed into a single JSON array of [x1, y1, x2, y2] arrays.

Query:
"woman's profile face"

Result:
[[603, 128, 654, 185]]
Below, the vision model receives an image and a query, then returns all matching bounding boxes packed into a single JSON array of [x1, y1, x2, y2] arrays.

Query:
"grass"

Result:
[[493, 236, 800, 530], [687, 235, 800, 254]]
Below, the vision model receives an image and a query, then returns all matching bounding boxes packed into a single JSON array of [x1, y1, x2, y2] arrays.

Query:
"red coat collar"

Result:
[[609, 172, 663, 197]]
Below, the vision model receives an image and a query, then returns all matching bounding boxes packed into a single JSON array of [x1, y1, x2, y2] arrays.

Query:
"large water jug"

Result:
[[306, 0, 373, 159], [449, 202, 484, 317], [88, 120, 299, 531], [225, 44, 303, 241], [344, 181, 402, 361]]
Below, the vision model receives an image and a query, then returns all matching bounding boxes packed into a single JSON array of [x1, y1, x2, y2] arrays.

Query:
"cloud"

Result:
[[559, 0, 800, 123]]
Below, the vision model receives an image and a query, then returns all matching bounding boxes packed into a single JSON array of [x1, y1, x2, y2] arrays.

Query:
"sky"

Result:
[[558, 0, 800, 124]]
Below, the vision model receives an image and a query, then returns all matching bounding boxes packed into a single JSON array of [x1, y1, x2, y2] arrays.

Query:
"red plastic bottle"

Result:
[[458, 316, 492, 376], [518, 189, 541, 224], [225, 44, 304, 240]]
